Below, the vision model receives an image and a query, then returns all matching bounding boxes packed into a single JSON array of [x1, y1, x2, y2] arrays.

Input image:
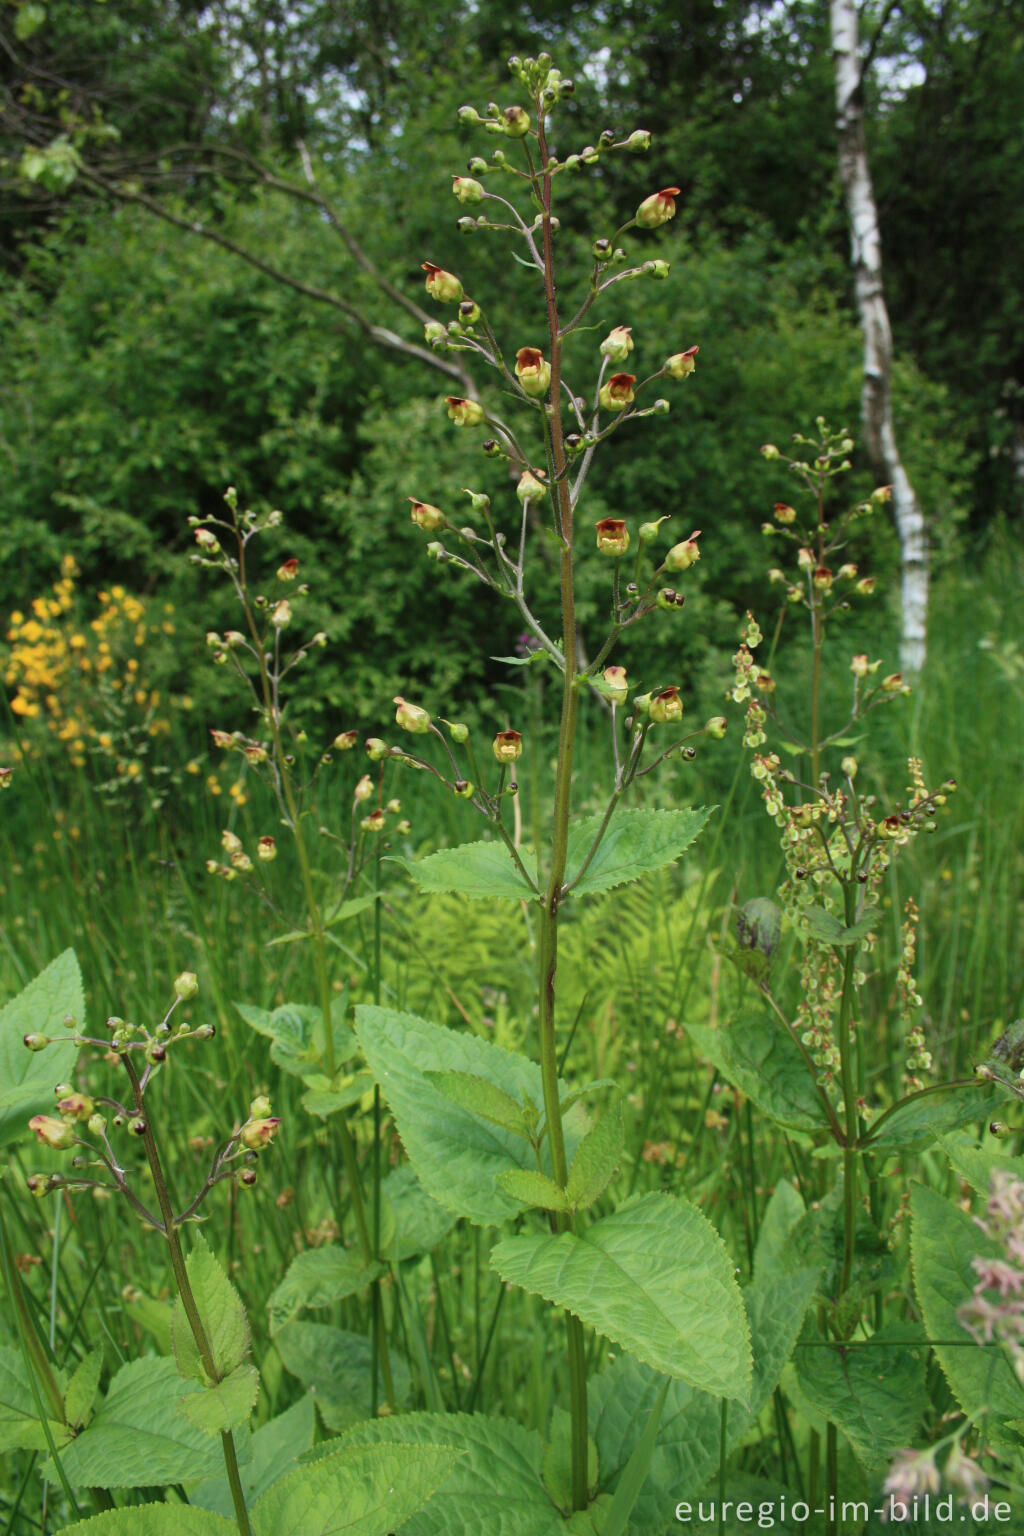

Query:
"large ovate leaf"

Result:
[[171, 1236, 250, 1384], [684, 1014, 828, 1132], [492, 1192, 751, 1398], [274, 1322, 410, 1432], [342, 1411, 565, 1536], [45, 1356, 251, 1487], [425, 1069, 534, 1137], [234, 1000, 354, 1078], [564, 807, 711, 897], [251, 1439, 461, 1536], [864, 1081, 1010, 1153], [590, 1267, 818, 1533], [0, 1344, 69, 1454], [392, 841, 537, 900], [911, 1184, 1024, 1446], [191, 1394, 316, 1517], [0, 950, 83, 1146], [936, 1136, 1024, 1197], [54, 1508, 233, 1536], [793, 1322, 928, 1470], [177, 1363, 260, 1436], [267, 1247, 381, 1334], [753, 1179, 806, 1283], [354, 1005, 586, 1227]]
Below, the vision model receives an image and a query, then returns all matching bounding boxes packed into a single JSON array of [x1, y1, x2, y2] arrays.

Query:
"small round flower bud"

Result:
[[856, 576, 877, 595], [195, 527, 219, 551], [193, 1024, 216, 1041], [493, 730, 523, 763], [354, 774, 373, 803], [639, 516, 669, 544], [446, 396, 485, 427], [54, 1082, 74, 1098], [882, 672, 904, 692], [270, 600, 291, 628], [656, 588, 685, 610], [452, 175, 484, 204], [146, 1043, 167, 1065], [841, 756, 858, 779], [24, 1033, 49, 1051], [221, 829, 243, 855], [705, 716, 727, 739], [625, 128, 652, 152], [517, 468, 547, 504], [174, 972, 199, 1001], [394, 697, 431, 734], [29, 1114, 74, 1149], [257, 836, 276, 861], [813, 567, 833, 591], [333, 730, 358, 751], [514, 347, 551, 397], [663, 530, 701, 572], [595, 518, 630, 557], [664, 345, 698, 380], [592, 238, 612, 261], [424, 320, 446, 345], [57, 1093, 94, 1121], [241, 1115, 281, 1149], [249, 1095, 272, 1120], [872, 484, 893, 504], [87, 1113, 106, 1137], [636, 187, 679, 227], [761, 444, 780, 460], [502, 105, 530, 136], [239, 1168, 257, 1187], [453, 779, 475, 798], [409, 497, 445, 532], [796, 546, 815, 570], [850, 654, 872, 677], [647, 259, 670, 279], [602, 666, 628, 705], [422, 263, 463, 303], [600, 326, 634, 363], [129, 1118, 147, 1137], [773, 503, 796, 524], [598, 373, 636, 411], [649, 687, 683, 724]]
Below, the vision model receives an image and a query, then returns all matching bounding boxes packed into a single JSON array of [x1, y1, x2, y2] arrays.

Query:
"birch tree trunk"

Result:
[[831, 0, 928, 673]]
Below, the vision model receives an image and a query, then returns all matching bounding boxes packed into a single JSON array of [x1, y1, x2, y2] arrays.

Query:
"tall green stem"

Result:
[[534, 112, 588, 1514], [122, 1057, 253, 1536]]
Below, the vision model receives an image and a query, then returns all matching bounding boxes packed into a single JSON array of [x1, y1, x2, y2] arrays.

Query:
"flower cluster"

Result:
[[959, 1171, 1024, 1381]]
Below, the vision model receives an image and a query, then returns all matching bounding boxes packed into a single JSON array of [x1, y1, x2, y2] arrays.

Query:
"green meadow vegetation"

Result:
[[1, 10, 1023, 1536]]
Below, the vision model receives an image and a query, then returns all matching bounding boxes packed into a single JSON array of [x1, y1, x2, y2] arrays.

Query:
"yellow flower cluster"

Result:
[[4, 557, 182, 781]]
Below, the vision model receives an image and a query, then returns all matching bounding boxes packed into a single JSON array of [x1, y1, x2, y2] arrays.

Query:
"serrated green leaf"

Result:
[[542, 1406, 598, 1511], [355, 1005, 588, 1227], [590, 1268, 818, 1531], [379, 1164, 457, 1261], [794, 1322, 927, 1469], [865, 1081, 1010, 1153], [566, 1103, 623, 1209], [559, 1079, 618, 1115], [65, 1348, 103, 1428], [391, 841, 537, 900], [54, 1508, 233, 1536], [0, 1344, 69, 1453], [0, 950, 83, 1146], [171, 1237, 250, 1384], [266, 1247, 381, 1334], [252, 1438, 460, 1536], [425, 1069, 533, 1136], [684, 1015, 828, 1132], [497, 1168, 569, 1211], [275, 1323, 410, 1432], [341, 1411, 563, 1536], [493, 1192, 752, 1397], [177, 1363, 259, 1436], [936, 1136, 1024, 1196], [753, 1180, 806, 1283], [191, 1394, 316, 1518], [45, 1356, 251, 1487], [565, 807, 711, 897], [911, 1184, 1024, 1445], [803, 905, 879, 946]]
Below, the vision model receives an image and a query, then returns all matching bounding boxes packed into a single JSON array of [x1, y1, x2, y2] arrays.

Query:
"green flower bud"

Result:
[[174, 971, 199, 1000], [421, 263, 463, 303], [649, 687, 683, 724], [636, 187, 679, 227], [365, 738, 390, 760], [453, 779, 475, 798], [445, 720, 469, 743], [393, 696, 431, 734], [452, 175, 484, 204], [639, 516, 669, 544], [705, 716, 728, 739], [625, 129, 652, 152], [249, 1095, 272, 1120], [23, 1033, 49, 1051], [502, 105, 530, 137]]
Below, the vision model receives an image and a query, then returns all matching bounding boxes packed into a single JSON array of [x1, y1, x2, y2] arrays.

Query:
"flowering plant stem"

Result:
[[121, 1054, 255, 1536], [533, 116, 589, 1514]]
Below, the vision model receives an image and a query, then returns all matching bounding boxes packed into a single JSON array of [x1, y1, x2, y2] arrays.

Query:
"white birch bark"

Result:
[[831, 0, 928, 673]]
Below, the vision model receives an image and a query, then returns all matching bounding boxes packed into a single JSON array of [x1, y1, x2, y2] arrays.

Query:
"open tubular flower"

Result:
[[493, 730, 523, 763], [664, 345, 698, 380], [240, 1116, 281, 1150], [29, 1114, 75, 1150], [517, 468, 546, 504], [409, 498, 445, 532], [603, 666, 629, 704], [599, 373, 636, 411], [649, 687, 683, 724], [514, 347, 551, 398], [595, 518, 630, 557], [636, 187, 680, 228], [422, 263, 463, 303], [600, 326, 634, 363], [446, 396, 484, 427]]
